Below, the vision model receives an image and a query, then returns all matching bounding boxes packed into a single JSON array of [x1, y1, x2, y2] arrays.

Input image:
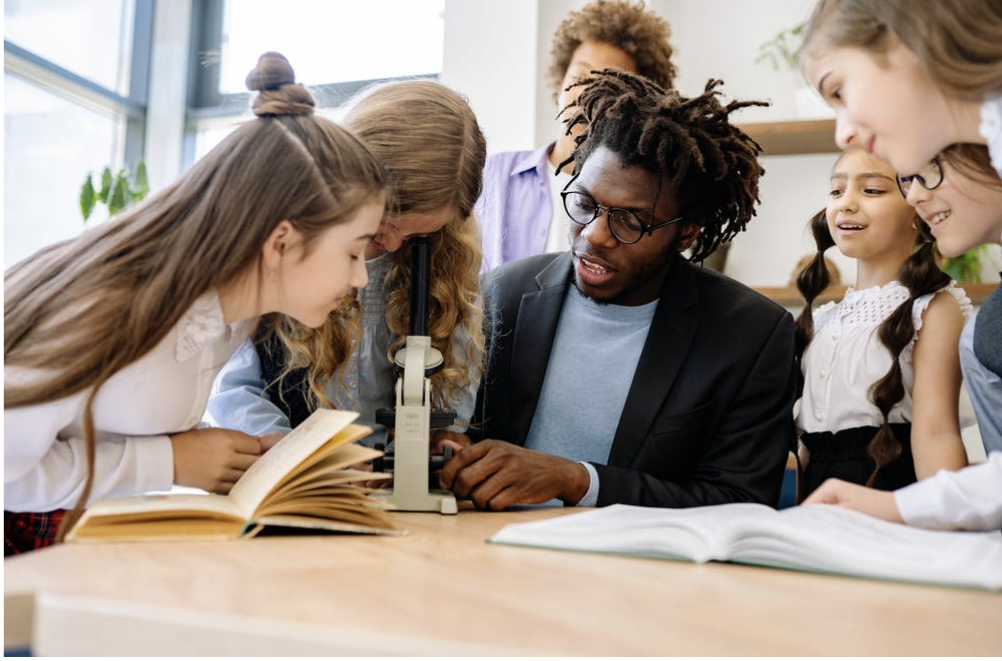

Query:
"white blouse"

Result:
[[796, 281, 972, 434], [4, 292, 254, 512]]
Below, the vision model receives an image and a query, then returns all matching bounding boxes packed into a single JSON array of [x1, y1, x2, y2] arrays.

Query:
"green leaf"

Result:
[[131, 160, 149, 200], [80, 173, 96, 221], [941, 245, 986, 283], [98, 166, 113, 203], [108, 174, 129, 216]]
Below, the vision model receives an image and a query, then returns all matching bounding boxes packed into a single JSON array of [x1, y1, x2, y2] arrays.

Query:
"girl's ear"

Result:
[[261, 220, 298, 269]]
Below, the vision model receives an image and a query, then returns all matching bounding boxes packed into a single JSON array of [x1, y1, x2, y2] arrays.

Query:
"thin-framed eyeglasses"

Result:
[[560, 189, 684, 245], [896, 156, 943, 198]]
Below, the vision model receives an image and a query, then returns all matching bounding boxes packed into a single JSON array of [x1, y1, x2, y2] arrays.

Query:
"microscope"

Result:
[[371, 236, 458, 514]]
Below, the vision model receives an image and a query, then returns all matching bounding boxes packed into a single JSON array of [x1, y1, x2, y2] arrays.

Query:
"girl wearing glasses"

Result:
[[804, 145, 1002, 530], [797, 0, 1002, 528], [207, 80, 486, 457], [794, 148, 970, 499]]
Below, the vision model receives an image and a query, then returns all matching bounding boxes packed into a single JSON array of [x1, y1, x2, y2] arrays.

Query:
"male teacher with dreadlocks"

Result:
[[438, 70, 797, 510]]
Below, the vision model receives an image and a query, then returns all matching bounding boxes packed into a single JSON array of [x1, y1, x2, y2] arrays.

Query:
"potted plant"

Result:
[[79, 161, 148, 222]]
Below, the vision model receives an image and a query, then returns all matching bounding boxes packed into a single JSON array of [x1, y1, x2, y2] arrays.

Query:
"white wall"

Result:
[[441, 0, 541, 154]]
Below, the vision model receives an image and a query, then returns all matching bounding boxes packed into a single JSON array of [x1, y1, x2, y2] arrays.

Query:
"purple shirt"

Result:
[[475, 143, 556, 271]]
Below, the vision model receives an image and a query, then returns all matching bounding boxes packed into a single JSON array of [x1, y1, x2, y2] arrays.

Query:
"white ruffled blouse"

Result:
[[4, 291, 255, 512], [796, 281, 972, 434]]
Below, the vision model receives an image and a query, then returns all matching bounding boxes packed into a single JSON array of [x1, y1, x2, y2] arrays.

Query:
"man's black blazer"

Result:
[[472, 251, 798, 508]]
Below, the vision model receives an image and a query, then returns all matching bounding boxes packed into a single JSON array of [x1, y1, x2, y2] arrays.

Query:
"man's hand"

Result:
[[431, 430, 471, 456], [802, 477, 904, 523], [170, 428, 261, 494], [438, 440, 590, 510]]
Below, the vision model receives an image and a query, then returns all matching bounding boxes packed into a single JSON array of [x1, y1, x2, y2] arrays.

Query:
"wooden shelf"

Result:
[[737, 119, 837, 155], [755, 282, 998, 307]]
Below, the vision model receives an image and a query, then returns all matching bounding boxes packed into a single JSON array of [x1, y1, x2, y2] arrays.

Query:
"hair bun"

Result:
[[246, 51, 316, 117], [245, 51, 296, 91]]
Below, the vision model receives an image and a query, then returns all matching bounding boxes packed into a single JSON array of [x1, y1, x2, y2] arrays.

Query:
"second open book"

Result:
[[67, 409, 399, 542], [490, 502, 1002, 591]]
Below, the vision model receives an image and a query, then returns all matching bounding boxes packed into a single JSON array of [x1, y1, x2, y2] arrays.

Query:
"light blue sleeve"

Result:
[[205, 339, 294, 436], [444, 322, 481, 433]]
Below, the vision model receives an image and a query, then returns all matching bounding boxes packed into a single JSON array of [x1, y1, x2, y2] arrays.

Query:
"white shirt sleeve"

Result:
[[4, 390, 174, 512], [895, 452, 1002, 531], [574, 461, 599, 507]]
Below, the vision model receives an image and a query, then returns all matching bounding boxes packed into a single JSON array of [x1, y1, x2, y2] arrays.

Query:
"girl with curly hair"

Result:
[[208, 80, 486, 456]]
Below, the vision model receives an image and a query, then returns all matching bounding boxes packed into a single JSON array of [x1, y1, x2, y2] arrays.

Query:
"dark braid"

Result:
[[865, 222, 950, 485], [794, 209, 836, 364], [559, 71, 768, 262]]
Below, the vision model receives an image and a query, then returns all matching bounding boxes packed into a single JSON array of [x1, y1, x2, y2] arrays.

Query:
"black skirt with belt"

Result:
[[800, 423, 915, 498]]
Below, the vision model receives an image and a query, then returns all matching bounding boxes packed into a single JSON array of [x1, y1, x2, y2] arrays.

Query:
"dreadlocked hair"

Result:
[[559, 71, 767, 262]]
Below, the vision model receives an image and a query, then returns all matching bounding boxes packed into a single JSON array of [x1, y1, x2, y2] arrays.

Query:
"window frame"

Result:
[[3, 0, 155, 167]]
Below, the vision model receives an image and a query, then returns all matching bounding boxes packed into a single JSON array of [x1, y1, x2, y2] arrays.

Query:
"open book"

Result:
[[490, 503, 1002, 591], [67, 409, 399, 542]]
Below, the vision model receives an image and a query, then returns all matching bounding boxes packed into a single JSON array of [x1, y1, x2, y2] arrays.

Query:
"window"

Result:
[[187, 0, 444, 160], [3, 0, 152, 266]]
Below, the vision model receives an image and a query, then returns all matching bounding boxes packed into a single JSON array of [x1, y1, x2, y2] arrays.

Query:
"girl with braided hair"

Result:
[[4, 52, 387, 553], [794, 148, 970, 498]]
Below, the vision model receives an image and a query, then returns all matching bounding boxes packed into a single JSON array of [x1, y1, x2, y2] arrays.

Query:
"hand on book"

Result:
[[258, 431, 287, 453], [438, 440, 589, 510], [802, 477, 904, 524], [170, 427, 261, 494]]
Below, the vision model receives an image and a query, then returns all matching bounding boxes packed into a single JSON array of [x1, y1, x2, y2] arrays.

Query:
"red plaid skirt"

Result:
[[4, 510, 66, 556]]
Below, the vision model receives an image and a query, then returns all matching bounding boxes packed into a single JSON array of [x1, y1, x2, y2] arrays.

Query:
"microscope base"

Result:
[[370, 489, 458, 515]]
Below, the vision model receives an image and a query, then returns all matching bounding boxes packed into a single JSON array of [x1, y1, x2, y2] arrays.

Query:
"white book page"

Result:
[[227, 409, 359, 517], [490, 503, 776, 563], [730, 504, 1002, 589], [78, 493, 244, 520]]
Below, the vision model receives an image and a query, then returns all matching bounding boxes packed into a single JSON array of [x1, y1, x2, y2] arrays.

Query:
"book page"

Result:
[[731, 504, 1002, 590], [489, 502, 777, 563], [227, 409, 361, 516], [71, 492, 245, 520]]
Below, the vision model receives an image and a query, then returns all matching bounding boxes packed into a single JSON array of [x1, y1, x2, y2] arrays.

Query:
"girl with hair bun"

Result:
[[207, 79, 487, 461], [4, 51, 388, 553], [794, 148, 970, 498]]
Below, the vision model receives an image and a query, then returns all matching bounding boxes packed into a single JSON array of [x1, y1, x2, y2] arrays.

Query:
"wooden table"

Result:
[[5, 506, 1001, 656]]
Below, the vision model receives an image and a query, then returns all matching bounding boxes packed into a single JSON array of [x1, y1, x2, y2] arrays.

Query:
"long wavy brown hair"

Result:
[[274, 80, 487, 419], [4, 51, 387, 537]]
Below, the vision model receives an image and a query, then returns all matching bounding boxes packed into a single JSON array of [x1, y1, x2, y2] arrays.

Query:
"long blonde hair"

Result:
[[279, 80, 487, 416], [801, 0, 1002, 101], [4, 51, 386, 533]]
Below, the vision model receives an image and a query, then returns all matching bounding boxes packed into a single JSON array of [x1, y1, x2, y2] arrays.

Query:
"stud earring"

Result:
[[266, 269, 276, 280]]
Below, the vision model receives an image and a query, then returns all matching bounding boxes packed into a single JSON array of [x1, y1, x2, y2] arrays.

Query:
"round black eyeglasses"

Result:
[[897, 156, 943, 198], [560, 190, 684, 245]]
